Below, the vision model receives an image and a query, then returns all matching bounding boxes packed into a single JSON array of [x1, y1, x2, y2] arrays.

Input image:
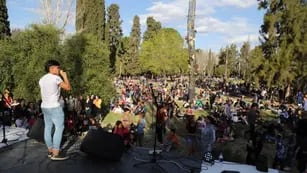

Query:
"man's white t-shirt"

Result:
[[39, 73, 63, 108]]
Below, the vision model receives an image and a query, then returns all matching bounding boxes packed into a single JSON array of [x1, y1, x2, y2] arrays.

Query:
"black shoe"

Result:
[[47, 152, 53, 158], [50, 153, 69, 161]]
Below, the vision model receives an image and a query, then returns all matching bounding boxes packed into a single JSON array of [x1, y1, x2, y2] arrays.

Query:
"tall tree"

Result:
[[195, 49, 217, 77], [258, 0, 306, 89], [217, 44, 237, 79], [79, 34, 115, 101], [0, 0, 10, 39], [128, 15, 141, 75], [246, 46, 266, 87], [76, 0, 105, 41], [240, 41, 250, 79], [0, 39, 13, 91], [143, 17, 161, 41], [11, 25, 61, 100], [139, 28, 188, 76], [106, 4, 122, 72], [116, 36, 130, 76]]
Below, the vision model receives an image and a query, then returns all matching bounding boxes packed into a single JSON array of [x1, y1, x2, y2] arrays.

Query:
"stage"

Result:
[[201, 161, 279, 173], [0, 127, 283, 173], [0, 133, 202, 173]]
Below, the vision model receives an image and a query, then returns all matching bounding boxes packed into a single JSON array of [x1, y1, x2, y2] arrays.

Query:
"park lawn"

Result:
[[101, 111, 139, 127]]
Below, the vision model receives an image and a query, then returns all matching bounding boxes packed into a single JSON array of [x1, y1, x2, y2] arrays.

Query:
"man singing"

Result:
[[39, 60, 71, 161]]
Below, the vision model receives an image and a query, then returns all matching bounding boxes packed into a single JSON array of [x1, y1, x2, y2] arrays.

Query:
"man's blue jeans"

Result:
[[42, 106, 64, 150]]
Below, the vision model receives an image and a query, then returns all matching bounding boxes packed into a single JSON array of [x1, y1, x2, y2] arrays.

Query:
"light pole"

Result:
[[187, 0, 196, 102]]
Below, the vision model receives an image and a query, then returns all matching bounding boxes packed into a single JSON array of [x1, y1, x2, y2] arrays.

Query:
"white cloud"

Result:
[[196, 17, 251, 35], [140, 0, 215, 26], [227, 34, 259, 44], [213, 0, 257, 8], [23, 7, 43, 15], [139, 0, 260, 50]]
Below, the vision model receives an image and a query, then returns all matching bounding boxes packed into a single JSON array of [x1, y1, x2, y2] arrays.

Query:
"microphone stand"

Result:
[[133, 84, 166, 173], [0, 110, 8, 145]]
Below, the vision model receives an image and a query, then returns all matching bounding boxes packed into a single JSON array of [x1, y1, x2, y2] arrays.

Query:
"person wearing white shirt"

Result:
[[39, 60, 71, 161]]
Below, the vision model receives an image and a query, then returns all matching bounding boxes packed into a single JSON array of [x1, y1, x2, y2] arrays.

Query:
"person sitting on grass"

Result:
[[162, 128, 179, 152]]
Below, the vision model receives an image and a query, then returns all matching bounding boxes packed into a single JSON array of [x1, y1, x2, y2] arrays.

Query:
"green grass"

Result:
[[101, 112, 122, 127], [101, 103, 156, 127]]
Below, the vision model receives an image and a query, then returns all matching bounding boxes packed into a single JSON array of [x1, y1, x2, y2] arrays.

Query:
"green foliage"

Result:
[[143, 17, 162, 41], [106, 4, 123, 72], [61, 33, 87, 96], [0, 39, 13, 91], [214, 65, 226, 78], [115, 16, 141, 76], [115, 36, 130, 76], [79, 34, 115, 102], [75, 0, 105, 41], [240, 41, 250, 79], [258, 0, 307, 89], [0, 0, 10, 39], [139, 28, 188, 75], [246, 46, 266, 87], [128, 15, 141, 75], [217, 44, 238, 78], [0, 24, 115, 103], [11, 24, 61, 100]]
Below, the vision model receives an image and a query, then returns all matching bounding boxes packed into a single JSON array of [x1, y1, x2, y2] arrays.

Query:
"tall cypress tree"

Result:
[[106, 4, 122, 72], [258, 0, 306, 88], [128, 15, 141, 74], [75, 0, 105, 41], [143, 16, 161, 41], [240, 41, 250, 79], [0, 0, 10, 39]]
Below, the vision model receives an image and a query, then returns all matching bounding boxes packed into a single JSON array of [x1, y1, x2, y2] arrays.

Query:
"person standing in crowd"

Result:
[[136, 112, 146, 147], [156, 106, 167, 145], [84, 95, 92, 116], [296, 111, 307, 173], [209, 91, 216, 110], [297, 91, 304, 106], [201, 116, 216, 154], [39, 60, 71, 161], [304, 94, 307, 111], [186, 115, 197, 155], [247, 103, 259, 137], [2, 89, 13, 125]]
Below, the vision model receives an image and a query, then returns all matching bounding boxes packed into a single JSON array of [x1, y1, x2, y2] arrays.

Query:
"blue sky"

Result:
[[7, 0, 265, 52]]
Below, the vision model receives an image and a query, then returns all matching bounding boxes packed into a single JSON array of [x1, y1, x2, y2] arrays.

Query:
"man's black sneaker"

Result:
[[50, 154, 69, 161]]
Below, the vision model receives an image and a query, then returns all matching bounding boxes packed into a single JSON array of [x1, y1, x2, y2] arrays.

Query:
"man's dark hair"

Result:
[[45, 60, 60, 72]]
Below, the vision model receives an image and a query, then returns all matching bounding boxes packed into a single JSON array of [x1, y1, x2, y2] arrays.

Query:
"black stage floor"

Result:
[[0, 138, 202, 173]]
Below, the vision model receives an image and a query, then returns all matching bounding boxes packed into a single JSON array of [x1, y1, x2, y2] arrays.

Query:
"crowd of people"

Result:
[[1, 71, 307, 171]]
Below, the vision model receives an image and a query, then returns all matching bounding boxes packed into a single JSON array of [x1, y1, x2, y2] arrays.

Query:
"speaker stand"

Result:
[[0, 112, 13, 152], [0, 113, 8, 145]]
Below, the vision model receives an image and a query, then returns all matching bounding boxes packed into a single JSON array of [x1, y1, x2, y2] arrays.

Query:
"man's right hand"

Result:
[[60, 70, 67, 79]]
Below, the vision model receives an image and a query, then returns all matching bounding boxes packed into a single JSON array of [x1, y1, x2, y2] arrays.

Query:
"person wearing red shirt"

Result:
[[113, 120, 130, 146]]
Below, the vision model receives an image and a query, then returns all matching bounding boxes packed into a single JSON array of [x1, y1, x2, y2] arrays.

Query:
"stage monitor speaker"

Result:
[[80, 128, 125, 161]]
